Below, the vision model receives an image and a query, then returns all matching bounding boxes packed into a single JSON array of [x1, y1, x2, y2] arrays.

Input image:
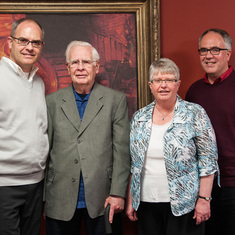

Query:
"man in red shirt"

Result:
[[186, 28, 235, 235]]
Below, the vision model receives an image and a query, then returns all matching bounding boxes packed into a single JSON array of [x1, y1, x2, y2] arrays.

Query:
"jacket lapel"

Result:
[[61, 85, 81, 132], [77, 83, 104, 136]]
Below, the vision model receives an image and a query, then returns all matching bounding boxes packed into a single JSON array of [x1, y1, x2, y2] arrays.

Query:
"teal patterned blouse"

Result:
[[130, 96, 218, 216]]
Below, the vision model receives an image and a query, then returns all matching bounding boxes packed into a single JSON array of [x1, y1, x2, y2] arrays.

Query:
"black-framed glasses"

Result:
[[198, 47, 228, 56], [151, 79, 178, 85], [11, 36, 44, 48], [67, 59, 96, 69]]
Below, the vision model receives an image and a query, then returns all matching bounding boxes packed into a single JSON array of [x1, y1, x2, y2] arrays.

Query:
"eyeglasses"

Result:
[[198, 47, 228, 56], [67, 59, 96, 69], [151, 79, 178, 85], [11, 36, 44, 48]]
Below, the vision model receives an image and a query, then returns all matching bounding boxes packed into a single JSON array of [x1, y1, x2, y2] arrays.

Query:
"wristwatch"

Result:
[[198, 195, 212, 201]]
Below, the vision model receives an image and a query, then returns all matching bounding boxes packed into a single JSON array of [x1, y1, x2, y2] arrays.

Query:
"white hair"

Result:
[[65, 41, 100, 63]]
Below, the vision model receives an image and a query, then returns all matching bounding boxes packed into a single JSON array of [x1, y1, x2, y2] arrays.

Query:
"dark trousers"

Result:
[[46, 208, 122, 235], [137, 202, 205, 235], [205, 186, 235, 235], [0, 180, 44, 235]]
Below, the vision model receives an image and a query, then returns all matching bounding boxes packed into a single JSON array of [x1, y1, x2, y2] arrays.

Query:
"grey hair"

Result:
[[65, 41, 100, 63], [11, 18, 45, 41], [149, 58, 180, 81], [199, 28, 232, 50]]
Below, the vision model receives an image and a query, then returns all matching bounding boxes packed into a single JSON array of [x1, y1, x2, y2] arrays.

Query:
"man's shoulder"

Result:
[[186, 78, 205, 95], [33, 73, 44, 83], [188, 78, 205, 89], [227, 69, 235, 80], [185, 78, 205, 102], [46, 85, 72, 102], [94, 82, 125, 98], [48, 84, 71, 95], [0, 57, 10, 71]]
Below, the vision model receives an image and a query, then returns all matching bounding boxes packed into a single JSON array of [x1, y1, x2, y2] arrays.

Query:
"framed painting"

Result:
[[0, 0, 160, 119]]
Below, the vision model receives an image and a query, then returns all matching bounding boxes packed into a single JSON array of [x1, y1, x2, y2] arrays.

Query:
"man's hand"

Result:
[[104, 196, 125, 223]]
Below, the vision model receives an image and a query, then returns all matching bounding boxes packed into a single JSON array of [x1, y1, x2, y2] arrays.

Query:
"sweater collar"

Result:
[[2, 56, 39, 82]]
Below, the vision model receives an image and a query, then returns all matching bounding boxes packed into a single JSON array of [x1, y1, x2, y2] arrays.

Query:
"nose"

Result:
[[160, 80, 167, 87]]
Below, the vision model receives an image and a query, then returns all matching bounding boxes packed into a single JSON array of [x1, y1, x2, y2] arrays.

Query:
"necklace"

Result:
[[155, 105, 173, 121]]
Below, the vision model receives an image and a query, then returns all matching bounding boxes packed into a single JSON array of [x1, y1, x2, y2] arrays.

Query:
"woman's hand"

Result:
[[126, 200, 138, 221], [125, 173, 138, 221], [193, 197, 211, 225], [193, 174, 214, 225]]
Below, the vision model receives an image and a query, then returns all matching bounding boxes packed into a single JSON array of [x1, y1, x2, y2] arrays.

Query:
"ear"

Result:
[[177, 79, 181, 91], [7, 36, 13, 50], [148, 81, 153, 92], [227, 49, 232, 61], [95, 61, 100, 74], [66, 63, 71, 75]]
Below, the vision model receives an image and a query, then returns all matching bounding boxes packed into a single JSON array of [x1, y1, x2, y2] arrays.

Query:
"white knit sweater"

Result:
[[0, 57, 49, 186]]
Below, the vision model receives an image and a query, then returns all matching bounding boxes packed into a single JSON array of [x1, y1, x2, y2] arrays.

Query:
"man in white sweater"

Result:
[[0, 18, 49, 235]]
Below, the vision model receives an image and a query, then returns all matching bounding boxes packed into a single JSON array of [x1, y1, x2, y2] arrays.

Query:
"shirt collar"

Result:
[[203, 66, 233, 84], [72, 84, 93, 101], [2, 56, 39, 82]]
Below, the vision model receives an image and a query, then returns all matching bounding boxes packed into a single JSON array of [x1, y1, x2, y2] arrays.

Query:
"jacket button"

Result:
[[74, 159, 78, 164], [71, 178, 75, 182], [77, 139, 82, 144]]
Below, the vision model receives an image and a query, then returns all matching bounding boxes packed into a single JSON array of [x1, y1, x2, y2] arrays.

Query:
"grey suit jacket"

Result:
[[44, 82, 130, 221]]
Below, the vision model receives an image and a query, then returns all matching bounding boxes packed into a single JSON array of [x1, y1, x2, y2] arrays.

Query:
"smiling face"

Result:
[[67, 45, 100, 94], [148, 72, 181, 104], [7, 20, 43, 72], [199, 31, 231, 82]]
